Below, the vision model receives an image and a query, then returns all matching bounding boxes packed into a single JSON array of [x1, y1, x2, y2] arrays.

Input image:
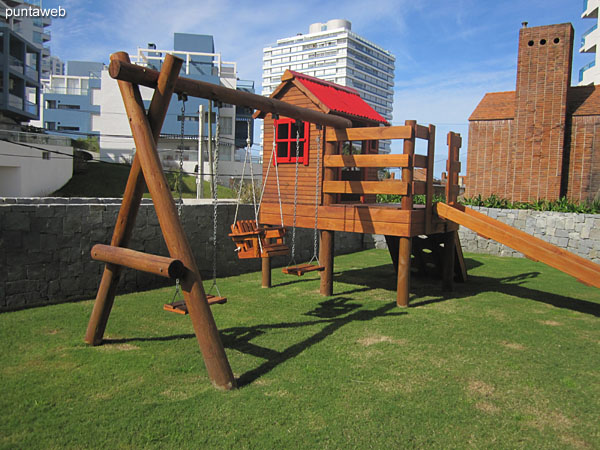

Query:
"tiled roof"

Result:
[[289, 70, 388, 124], [469, 91, 516, 121], [470, 86, 600, 121]]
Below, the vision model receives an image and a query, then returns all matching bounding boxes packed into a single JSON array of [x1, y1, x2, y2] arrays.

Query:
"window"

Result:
[[274, 118, 309, 165], [57, 104, 80, 110]]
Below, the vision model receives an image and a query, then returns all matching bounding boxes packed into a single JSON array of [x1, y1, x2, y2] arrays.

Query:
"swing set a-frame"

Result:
[[86, 52, 600, 391]]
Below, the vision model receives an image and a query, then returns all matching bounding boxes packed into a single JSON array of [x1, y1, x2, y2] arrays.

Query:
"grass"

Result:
[[53, 161, 236, 199], [1, 250, 599, 449]]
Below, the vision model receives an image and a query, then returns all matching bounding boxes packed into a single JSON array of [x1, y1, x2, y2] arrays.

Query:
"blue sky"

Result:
[[45, 0, 590, 175]]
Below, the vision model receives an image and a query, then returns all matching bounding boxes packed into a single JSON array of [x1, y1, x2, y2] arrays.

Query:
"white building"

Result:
[[93, 37, 260, 187], [0, 0, 74, 197], [262, 19, 395, 152], [580, 0, 600, 85]]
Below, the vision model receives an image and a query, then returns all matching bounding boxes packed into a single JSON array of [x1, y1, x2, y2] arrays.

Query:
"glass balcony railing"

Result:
[[0, 129, 71, 146], [583, 0, 589, 13], [9, 55, 24, 73], [24, 99, 37, 115], [581, 24, 597, 49], [579, 60, 596, 82], [25, 64, 38, 80]]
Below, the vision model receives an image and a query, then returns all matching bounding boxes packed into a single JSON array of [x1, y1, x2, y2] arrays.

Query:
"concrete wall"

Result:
[[0, 137, 73, 196], [0, 199, 365, 311]]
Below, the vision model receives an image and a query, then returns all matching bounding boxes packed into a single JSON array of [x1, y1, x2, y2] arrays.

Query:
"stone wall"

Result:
[[457, 207, 600, 263], [367, 207, 600, 264], [0, 198, 365, 312]]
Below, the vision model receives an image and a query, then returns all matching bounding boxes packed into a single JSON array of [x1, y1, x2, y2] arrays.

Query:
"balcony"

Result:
[[9, 55, 24, 73], [579, 60, 596, 83], [580, 24, 598, 53], [24, 99, 37, 115], [582, 0, 599, 18]]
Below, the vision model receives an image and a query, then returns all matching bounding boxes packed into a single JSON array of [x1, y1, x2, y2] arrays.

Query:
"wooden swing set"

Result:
[[86, 52, 600, 391]]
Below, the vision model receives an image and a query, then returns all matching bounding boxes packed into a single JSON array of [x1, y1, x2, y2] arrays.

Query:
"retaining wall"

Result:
[[0, 198, 364, 312]]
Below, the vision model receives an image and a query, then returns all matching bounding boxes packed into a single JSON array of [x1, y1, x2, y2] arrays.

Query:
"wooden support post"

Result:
[[262, 256, 271, 288], [118, 61, 235, 390], [85, 53, 181, 346], [425, 124, 435, 235], [401, 120, 416, 211], [319, 230, 334, 296], [442, 231, 456, 292], [319, 139, 337, 296], [396, 120, 416, 307], [396, 237, 411, 307]]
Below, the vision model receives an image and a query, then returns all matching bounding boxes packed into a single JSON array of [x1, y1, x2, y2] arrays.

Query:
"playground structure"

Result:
[[84, 52, 600, 391]]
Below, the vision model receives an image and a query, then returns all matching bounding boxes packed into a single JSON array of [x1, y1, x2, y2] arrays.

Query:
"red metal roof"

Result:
[[289, 71, 388, 124]]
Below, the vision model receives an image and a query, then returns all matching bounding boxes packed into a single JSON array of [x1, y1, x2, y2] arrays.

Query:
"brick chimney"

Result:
[[511, 23, 574, 201]]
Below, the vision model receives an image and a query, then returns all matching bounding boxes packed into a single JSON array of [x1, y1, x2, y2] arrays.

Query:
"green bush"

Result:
[[376, 192, 600, 213]]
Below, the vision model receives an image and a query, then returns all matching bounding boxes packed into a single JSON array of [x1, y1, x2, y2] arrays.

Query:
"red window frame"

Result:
[[274, 118, 310, 165]]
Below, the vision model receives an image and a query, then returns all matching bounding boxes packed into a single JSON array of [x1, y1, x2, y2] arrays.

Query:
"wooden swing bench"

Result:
[[163, 295, 227, 315], [281, 264, 325, 276], [229, 220, 289, 259]]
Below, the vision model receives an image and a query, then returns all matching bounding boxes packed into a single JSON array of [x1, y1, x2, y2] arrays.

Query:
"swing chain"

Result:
[[209, 104, 221, 297], [290, 122, 301, 264], [172, 93, 187, 304], [311, 126, 322, 264], [177, 94, 187, 218]]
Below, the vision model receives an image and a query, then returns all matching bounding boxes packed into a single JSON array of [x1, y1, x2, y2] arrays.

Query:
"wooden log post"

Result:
[[111, 53, 236, 390], [397, 120, 416, 307], [262, 256, 271, 288], [319, 139, 337, 296], [441, 231, 456, 292], [90, 244, 185, 280], [85, 53, 182, 345]]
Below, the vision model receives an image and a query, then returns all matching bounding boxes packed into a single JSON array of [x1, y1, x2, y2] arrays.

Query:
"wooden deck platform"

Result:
[[259, 202, 458, 237]]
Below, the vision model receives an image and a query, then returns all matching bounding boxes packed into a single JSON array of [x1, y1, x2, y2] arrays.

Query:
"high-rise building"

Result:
[[580, 0, 600, 85], [262, 19, 395, 152]]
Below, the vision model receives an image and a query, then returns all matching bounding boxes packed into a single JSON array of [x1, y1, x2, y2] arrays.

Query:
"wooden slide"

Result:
[[435, 202, 600, 289]]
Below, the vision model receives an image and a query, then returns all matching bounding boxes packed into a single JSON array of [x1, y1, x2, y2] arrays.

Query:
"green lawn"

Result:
[[53, 161, 235, 199], [1, 250, 598, 449]]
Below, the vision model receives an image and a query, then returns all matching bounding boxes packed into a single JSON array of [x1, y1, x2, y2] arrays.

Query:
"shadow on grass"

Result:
[[334, 261, 600, 317], [221, 298, 406, 387]]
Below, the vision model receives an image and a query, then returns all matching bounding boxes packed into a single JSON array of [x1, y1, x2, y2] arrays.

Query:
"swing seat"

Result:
[[282, 263, 325, 276], [163, 295, 227, 315], [229, 220, 289, 259]]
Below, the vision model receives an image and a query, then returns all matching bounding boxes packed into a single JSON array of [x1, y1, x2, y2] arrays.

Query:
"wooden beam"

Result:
[[91, 244, 185, 279], [109, 57, 352, 129], [401, 120, 416, 211], [415, 125, 429, 140], [441, 231, 456, 292], [397, 237, 411, 307], [325, 125, 412, 142], [425, 124, 435, 235], [323, 154, 411, 168], [413, 154, 428, 168], [85, 53, 182, 346], [412, 181, 426, 196], [262, 256, 271, 288], [323, 180, 409, 195], [320, 139, 337, 297]]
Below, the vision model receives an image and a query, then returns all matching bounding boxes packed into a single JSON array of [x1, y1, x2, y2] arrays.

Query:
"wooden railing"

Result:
[[324, 120, 436, 232], [446, 132, 462, 206]]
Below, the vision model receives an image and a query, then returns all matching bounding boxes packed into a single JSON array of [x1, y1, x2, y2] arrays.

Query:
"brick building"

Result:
[[467, 23, 600, 203]]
